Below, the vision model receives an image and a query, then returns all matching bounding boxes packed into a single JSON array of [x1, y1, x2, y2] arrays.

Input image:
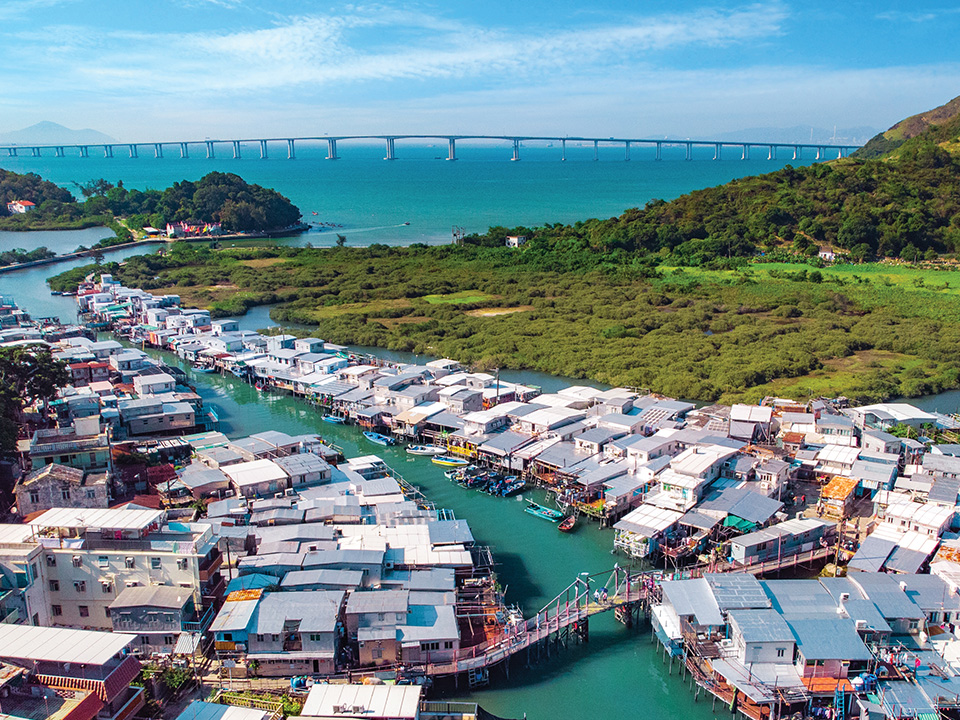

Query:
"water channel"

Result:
[[1, 230, 958, 717]]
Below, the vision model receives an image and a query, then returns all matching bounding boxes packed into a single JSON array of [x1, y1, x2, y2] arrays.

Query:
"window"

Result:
[[257, 634, 265, 642], [420, 642, 439, 652], [61, 489, 70, 501], [163, 635, 174, 645], [72, 556, 82, 568], [29, 491, 39, 504], [79, 606, 89, 618], [45, 555, 56, 567], [777, 648, 785, 658], [177, 558, 188, 570], [51, 605, 62, 616], [74, 580, 86, 593], [86, 489, 96, 499], [49, 580, 59, 592], [105, 607, 111, 618], [151, 558, 161, 570], [98, 556, 108, 569], [272, 634, 279, 642], [101, 581, 112, 594], [372, 648, 383, 659], [444, 641, 453, 649], [140, 636, 150, 645], [377, 613, 385, 621], [309, 634, 323, 642], [125, 557, 135, 569], [910, 620, 920, 630]]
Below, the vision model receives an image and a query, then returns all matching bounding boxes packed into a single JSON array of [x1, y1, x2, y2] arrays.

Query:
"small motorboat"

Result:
[[406, 445, 445, 456], [525, 502, 564, 522], [322, 415, 346, 424], [558, 516, 576, 532], [194, 366, 216, 374], [363, 431, 396, 447], [403, 221, 410, 225], [431, 455, 470, 467], [500, 477, 527, 496]]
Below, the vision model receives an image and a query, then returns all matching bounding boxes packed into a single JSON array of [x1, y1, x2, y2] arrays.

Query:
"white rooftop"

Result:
[[30, 507, 164, 532], [0, 624, 136, 665], [300, 683, 422, 720], [222, 459, 288, 488]]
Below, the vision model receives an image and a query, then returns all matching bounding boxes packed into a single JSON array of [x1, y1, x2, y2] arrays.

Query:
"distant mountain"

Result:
[[0, 121, 116, 146], [704, 126, 879, 146], [854, 94, 960, 159]]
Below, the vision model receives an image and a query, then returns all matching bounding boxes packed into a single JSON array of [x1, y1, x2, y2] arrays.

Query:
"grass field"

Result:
[[422, 290, 496, 304]]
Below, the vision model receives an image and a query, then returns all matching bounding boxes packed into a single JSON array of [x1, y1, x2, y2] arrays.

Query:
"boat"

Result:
[[363, 431, 396, 447], [406, 445, 445, 456], [558, 516, 577, 532], [524, 502, 564, 522], [403, 221, 410, 225], [500, 477, 526, 496], [194, 366, 216, 374], [431, 455, 470, 467], [50, 291, 62, 296], [322, 415, 346, 425]]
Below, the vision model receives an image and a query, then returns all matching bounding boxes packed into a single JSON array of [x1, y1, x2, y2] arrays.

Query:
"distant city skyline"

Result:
[[2, 0, 959, 141]]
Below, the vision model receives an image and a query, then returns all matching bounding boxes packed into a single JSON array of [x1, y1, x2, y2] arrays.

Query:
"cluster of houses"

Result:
[[654, 570, 960, 719], [71, 274, 960, 582]]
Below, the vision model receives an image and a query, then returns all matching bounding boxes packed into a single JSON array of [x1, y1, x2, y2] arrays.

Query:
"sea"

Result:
[[0, 140, 818, 248], [0, 145, 874, 719]]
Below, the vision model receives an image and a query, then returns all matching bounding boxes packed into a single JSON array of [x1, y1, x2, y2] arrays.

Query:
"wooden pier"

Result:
[[417, 566, 660, 685]]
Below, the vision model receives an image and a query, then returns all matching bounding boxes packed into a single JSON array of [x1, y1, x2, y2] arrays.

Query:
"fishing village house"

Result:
[[15, 464, 109, 517], [0, 624, 146, 720]]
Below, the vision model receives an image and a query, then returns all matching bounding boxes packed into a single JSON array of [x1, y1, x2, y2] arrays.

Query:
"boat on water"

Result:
[[500, 477, 526, 496], [406, 445, 445, 456], [194, 366, 216, 374], [363, 431, 396, 447], [525, 502, 564, 522], [431, 455, 470, 467], [558, 515, 576, 532], [322, 415, 346, 425]]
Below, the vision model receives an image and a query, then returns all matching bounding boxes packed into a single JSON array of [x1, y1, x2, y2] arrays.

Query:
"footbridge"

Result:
[[0, 134, 860, 162], [423, 565, 660, 685]]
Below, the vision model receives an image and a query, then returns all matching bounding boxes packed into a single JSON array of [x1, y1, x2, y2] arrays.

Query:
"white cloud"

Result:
[[0, 0, 77, 20], [8, 2, 789, 95]]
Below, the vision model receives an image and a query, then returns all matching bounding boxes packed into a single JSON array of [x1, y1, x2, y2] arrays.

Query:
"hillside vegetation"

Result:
[[46, 95, 960, 403], [0, 171, 301, 234]]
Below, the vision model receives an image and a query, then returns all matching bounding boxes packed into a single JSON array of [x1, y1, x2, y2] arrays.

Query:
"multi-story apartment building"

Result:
[[28, 507, 224, 631]]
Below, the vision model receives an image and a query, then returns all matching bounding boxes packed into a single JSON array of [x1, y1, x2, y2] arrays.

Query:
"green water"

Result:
[[154, 357, 716, 719]]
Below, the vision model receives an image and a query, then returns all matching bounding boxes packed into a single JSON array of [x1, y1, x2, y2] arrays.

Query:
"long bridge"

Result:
[[0, 134, 860, 162]]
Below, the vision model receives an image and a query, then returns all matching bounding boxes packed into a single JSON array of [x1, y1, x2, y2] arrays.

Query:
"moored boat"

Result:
[[363, 431, 396, 446], [406, 444, 445, 456], [558, 515, 576, 532], [322, 415, 346, 424], [194, 366, 216, 374], [525, 502, 564, 522], [431, 455, 470, 467]]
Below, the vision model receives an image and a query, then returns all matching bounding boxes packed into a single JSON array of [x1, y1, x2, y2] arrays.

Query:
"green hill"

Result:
[[853, 94, 960, 159]]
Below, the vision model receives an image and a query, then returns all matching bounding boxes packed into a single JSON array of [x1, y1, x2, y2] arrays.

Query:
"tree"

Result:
[[0, 347, 68, 454], [336, 234, 347, 247]]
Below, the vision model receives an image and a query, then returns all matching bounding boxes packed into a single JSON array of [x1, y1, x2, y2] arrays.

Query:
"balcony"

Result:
[[198, 546, 223, 582]]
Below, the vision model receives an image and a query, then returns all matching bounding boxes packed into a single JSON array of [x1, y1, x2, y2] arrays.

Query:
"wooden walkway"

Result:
[[422, 566, 658, 678]]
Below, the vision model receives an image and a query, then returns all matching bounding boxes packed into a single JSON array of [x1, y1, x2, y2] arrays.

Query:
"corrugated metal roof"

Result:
[[30, 507, 164, 531], [661, 577, 723, 626], [0, 624, 135, 665], [300, 683, 422, 719], [787, 617, 872, 661], [704, 573, 771, 611], [729, 608, 794, 643], [174, 701, 268, 720]]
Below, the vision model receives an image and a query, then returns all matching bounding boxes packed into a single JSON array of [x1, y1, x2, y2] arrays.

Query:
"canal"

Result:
[[2, 230, 957, 718]]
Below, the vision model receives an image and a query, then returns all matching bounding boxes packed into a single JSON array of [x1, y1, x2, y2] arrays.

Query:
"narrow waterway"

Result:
[[3, 230, 960, 717]]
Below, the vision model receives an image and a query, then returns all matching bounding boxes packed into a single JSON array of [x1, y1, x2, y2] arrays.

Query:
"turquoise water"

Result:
[[1, 143, 815, 246], [0, 148, 931, 717]]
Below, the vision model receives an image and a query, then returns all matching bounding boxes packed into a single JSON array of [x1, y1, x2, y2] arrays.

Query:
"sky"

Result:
[[1, 0, 959, 141]]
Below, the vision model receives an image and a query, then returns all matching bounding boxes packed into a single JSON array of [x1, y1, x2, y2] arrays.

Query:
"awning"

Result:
[[722, 516, 758, 533]]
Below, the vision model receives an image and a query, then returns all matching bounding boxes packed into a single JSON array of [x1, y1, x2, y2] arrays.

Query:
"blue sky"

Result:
[[2, 0, 959, 141]]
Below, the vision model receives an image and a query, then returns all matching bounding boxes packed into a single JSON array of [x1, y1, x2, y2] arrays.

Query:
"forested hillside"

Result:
[[0, 171, 301, 233]]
